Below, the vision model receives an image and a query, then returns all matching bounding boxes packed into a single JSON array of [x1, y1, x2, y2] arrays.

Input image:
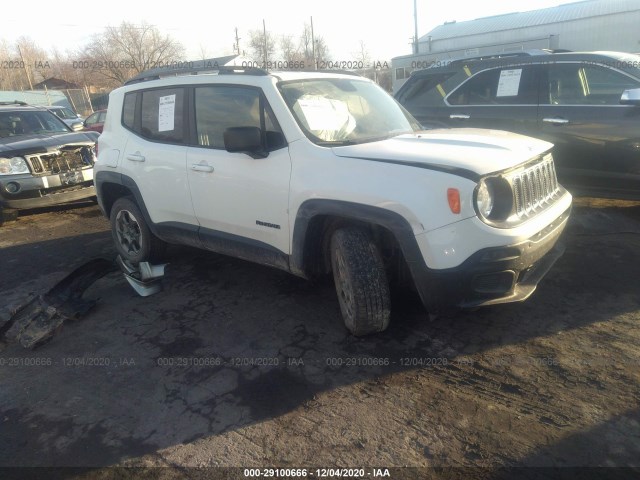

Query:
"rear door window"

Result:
[[447, 66, 538, 105], [140, 88, 185, 143]]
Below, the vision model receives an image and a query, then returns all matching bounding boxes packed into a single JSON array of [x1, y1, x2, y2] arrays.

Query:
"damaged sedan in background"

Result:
[[0, 101, 99, 224]]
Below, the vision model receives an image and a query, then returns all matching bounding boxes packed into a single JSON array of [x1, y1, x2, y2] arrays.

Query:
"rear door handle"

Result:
[[191, 164, 214, 173], [543, 117, 569, 125], [126, 153, 146, 162], [450, 114, 470, 120]]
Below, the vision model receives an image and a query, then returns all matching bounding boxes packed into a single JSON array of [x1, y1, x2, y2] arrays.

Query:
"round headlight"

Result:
[[476, 179, 494, 218]]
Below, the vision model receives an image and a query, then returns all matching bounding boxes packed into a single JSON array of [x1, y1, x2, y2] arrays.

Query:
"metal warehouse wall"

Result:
[[422, 10, 640, 56], [392, 0, 640, 92]]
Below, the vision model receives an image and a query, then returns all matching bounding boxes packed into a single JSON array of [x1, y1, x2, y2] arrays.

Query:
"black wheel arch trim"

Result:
[[95, 170, 124, 216], [290, 199, 432, 302], [95, 170, 161, 235]]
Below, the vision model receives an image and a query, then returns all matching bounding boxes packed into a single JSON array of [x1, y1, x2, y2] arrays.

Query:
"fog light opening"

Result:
[[5, 182, 20, 194]]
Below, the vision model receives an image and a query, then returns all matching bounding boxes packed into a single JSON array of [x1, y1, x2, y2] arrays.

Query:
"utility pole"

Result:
[[234, 27, 241, 56], [413, 0, 419, 54], [17, 45, 33, 90], [263, 19, 268, 66], [310, 16, 317, 70]]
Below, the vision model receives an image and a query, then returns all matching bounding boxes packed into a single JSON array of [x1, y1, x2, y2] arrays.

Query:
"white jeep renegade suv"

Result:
[[95, 65, 572, 336]]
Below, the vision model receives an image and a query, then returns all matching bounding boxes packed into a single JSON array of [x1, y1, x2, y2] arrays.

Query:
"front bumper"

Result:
[[410, 205, 571, 313], [0, 168, 95, 209]]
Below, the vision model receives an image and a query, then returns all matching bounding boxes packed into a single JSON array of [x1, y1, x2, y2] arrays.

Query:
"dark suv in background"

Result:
[[0, 102, 99, 221], [395, 51, 640, 199]]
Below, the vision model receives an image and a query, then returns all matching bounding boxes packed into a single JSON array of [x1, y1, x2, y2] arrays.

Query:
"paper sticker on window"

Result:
[[296, 96, 351, 131], [496, 69, 522, 97], [158, 94, 176, 132]]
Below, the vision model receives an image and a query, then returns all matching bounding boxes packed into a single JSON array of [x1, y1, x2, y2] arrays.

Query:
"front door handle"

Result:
[[191, 164, 214, 173], [126, 153, 146, 162], [543, 117, 569, 125], [450, 114, 470, 120]]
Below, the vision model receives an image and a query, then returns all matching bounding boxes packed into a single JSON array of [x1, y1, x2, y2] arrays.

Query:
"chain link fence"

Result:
[[62, 88, 94, 117], [0, 88, 95, 116]]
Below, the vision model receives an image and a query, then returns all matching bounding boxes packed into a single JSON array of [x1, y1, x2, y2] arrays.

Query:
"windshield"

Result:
[[52, 107, 78, 120], [278, 78, 420, 145], [0, 111, 69, 138]]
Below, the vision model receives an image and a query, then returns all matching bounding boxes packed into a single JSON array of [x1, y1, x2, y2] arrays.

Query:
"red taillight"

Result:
[[447, 188, 460, 214]]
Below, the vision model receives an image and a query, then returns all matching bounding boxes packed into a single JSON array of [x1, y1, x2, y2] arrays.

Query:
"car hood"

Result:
[[332, 129, 554, 178], [0, 132, 98, 157]]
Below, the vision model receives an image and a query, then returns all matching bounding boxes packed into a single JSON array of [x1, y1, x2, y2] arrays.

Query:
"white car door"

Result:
[[122, 87, 198, 228], [186, 85, 291, 257]]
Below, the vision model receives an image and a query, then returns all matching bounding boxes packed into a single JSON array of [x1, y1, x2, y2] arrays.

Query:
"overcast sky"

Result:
[[3, 0, 579, 61]]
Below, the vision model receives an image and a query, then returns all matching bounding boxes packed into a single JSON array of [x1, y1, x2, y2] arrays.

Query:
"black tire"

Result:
[[110, 197, 165, 264], [0, 206, 18, 227], [330, 227, 391, 336]]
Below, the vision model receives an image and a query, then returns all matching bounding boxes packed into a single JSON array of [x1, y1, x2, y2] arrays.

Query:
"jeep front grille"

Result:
[[25, 146, 95, 175], [510, 154, 559, 219]]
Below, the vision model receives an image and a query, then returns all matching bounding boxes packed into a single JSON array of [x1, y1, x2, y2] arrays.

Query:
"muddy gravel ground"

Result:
[[1, 199, 640, 480]]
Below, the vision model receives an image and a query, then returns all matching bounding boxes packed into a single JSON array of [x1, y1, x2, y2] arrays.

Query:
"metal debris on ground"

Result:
[[0, 258, 117, 349], [117, 255, 167, 297]]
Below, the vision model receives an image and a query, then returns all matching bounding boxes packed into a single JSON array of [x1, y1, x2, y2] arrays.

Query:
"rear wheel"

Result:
[[110, 197, 165, 264], [330, 227, 391, 335]]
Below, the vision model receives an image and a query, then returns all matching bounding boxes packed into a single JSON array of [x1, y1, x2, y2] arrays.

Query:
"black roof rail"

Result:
[[0, 101, 28, 106], [446, 49, 555, 67], [220, 65, 268, 75], [450, 50, 551, 65], [304, 69, 362, 77], [269, 68, 362, 77], [124, 60, 268, 85]]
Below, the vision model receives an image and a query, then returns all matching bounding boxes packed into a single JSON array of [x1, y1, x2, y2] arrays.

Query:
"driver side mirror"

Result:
[[224, 126, 268, 159], [620, 88, 640, 106]]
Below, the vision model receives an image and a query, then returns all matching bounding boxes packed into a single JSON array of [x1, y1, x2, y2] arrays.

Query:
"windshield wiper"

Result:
[[316, 131, 415, 147], [315, 140, 359, 146]]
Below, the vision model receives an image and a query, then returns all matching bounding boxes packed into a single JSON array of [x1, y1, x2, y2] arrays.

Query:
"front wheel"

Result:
[[110, 197, 165, 264], [0, 206, 19, 226], [330, 227, 391, 336]]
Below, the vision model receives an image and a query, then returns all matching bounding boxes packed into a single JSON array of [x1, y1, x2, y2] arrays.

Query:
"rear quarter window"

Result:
[[397, 72, 456, 107], [122, 92, 136, 129]]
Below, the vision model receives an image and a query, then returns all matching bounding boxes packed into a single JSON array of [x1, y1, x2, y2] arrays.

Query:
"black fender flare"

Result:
[[95, 171, 198, 245], [290, 199, 432, 295], [95, 171, 152, 226]]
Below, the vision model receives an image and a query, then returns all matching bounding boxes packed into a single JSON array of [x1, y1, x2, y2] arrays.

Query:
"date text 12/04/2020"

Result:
[[243, 468, 391, 477]]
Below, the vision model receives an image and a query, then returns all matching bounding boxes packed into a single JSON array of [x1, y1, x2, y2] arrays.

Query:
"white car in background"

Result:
[[46, 105, 84, 131]]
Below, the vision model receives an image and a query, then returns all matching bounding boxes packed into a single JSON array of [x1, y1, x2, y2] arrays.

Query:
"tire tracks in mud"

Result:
[[418, 361, 575, 428]]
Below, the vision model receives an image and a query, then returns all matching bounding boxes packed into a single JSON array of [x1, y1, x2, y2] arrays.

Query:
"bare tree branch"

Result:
[[249, 29, 276, 64], [82, 21, 185, 87]]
